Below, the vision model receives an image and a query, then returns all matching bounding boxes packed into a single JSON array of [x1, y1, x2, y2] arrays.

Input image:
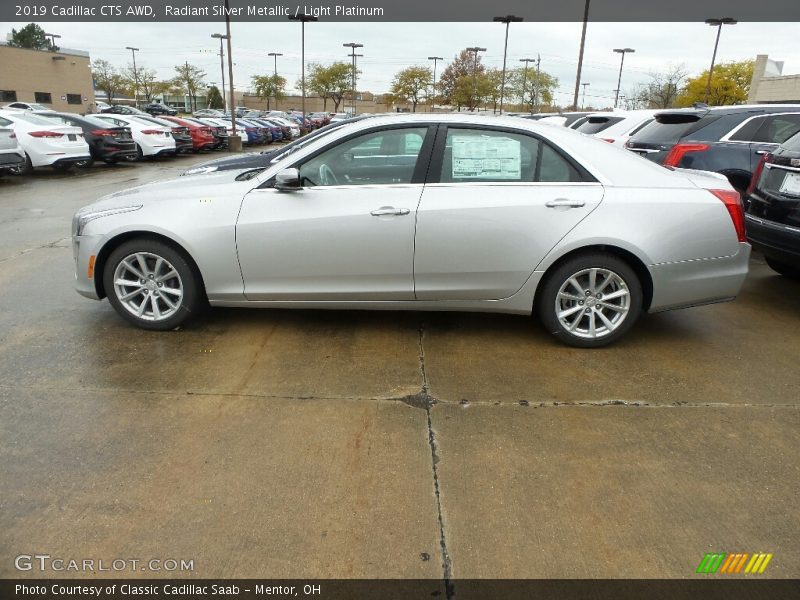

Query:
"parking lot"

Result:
[[1, 155, 798, 579]]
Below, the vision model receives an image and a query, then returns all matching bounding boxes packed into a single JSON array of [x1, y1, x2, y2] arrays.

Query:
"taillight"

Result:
[[747, 153, 769, 195], [709, 189, 746, 243], [91, 129, 116, 137], [663, 143, 710, 167], [142, 129, 163, 135], [29, 131, 64, 138]]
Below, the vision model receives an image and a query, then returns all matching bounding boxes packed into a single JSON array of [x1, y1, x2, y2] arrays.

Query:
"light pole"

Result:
[[493, 15, 522, 115], [211, 34, 228, 111], [125, 46, 140, 107], [268, 52, 283, 110], [289, 13, 318, 125], [613, 47, 635, 109], [223, 0, 240, 150], [581, 82, 590, 109], [428, 56, 443, 112], [519, 58, 537, 113], [343, 42, 364, 116], [573, 0, 591, 110], [466, 46, 486, 112], [704, 17, 737, 104], [44, 32, 60, 51]]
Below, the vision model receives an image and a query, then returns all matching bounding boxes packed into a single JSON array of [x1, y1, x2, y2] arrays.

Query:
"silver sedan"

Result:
[[72, 114, 750, 347]]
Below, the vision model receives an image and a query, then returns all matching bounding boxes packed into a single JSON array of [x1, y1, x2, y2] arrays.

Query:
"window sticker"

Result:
[[452, 135, 521, 180]]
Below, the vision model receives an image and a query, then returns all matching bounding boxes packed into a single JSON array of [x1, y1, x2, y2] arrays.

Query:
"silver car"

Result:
[[72, 114, 750, 347]]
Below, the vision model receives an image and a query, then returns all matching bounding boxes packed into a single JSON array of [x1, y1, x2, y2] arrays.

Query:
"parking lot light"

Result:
[[704, 18, 738, 104], [466, 47, 487, 112], [613, 48, 635, 109], [289, 14, 319, 123], [343, 43, 364, 116], [493, 15, 523, 115], [428, 56, 443, 113]]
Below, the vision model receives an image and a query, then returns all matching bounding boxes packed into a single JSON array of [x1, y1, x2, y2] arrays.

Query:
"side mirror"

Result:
[[274, 168, 301, 191]]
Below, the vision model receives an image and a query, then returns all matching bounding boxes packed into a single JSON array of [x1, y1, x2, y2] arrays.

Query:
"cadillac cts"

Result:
[[72, 114, 749, 347]]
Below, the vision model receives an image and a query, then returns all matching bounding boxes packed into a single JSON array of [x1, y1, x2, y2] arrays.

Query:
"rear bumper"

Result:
[[648, 244, 751, 313], [745, 213, 800, 267]]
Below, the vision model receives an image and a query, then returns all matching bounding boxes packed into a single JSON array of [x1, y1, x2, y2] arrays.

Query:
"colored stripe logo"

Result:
[[696, 552, 773, 574]]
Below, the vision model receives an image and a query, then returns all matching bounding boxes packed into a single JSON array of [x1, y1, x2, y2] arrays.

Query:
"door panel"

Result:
[[413, 183, 604, 300], [237, 185, 421, 300]]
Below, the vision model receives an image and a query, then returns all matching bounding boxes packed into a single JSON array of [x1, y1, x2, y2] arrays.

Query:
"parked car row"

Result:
[[522, 104, 800, 280]]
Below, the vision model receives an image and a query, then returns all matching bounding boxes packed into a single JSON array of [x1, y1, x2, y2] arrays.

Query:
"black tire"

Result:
[[11, 153, 34, 175], [765, 257, 800, 280], [103, 238, 204, 331], [126, 144, 144, 162], [537, 252, 643, 348]]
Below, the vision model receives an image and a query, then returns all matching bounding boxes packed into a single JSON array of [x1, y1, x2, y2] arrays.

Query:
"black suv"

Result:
[[626, 105, 800, 193], [744, 130, 800, 279], [143, 103, 178, 116]]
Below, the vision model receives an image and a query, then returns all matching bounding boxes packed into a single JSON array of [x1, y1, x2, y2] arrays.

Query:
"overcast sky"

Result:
[[4, 21, 799, 108]]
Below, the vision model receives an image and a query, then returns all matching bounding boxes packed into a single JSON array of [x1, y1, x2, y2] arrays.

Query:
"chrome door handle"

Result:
[[755, 150, 771, 155], [371, 206, 410, 216], [545, 198, 585, 208]]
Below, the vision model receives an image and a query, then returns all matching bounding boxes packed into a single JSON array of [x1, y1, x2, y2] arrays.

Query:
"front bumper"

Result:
[[73, 233, 106, 300], [745, 213, 800, 267], [648, 243, 751, 313]]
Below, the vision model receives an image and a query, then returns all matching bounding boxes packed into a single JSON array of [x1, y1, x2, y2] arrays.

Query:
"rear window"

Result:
[[575, 116, 624, 135], [782, 131, 800, 152], [629, 115, 702, 144]]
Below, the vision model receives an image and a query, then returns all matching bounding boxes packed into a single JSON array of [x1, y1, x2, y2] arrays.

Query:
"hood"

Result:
[[77, 169, 257, 214]]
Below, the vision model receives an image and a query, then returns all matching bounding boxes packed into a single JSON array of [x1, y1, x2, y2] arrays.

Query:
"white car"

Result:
[[573, 110, 661, 147], [266, 116, 301, 138], [198, 117, 236, 136], [0, 109, 91, 173], [3, 101, 55, 112], [93, 114, 176, 159], [0, 114, 25, 174], [72, 113, 750, 347]]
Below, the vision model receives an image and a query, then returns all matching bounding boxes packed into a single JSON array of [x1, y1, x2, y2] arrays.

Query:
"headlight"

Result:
[[182, 165, 219, 176], [74, 205, 142, 237]]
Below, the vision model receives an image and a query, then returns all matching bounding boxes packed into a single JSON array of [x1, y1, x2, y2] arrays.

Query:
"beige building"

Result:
[[236, 91, 392, 114], [748, 54, 800, 104], [0, 43, 94, 113]]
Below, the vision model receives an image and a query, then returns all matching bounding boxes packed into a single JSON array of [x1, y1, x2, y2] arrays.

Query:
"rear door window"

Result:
[[753, 114, 800, 144]]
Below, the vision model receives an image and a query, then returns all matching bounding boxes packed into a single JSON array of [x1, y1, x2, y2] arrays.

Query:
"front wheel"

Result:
[[103, 239, 204, 330], [765, 257, 800, 280], [537, 253, 643, 348]]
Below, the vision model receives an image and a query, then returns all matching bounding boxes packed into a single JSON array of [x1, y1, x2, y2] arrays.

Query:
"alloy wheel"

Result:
[[112, 252, 184, 322], [554, 267, 631, 339]]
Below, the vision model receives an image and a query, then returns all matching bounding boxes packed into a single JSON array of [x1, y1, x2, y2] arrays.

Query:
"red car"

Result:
[[160, 116, 215, 152]]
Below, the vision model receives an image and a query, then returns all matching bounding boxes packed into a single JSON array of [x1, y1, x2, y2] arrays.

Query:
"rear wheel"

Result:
[[11, 153, 33, 175], [537, 253, 643, 348], [765, 257, 800, 280], [103, 239, 204, 330]]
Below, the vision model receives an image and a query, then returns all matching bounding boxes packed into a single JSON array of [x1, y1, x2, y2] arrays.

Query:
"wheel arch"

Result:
[[94, 231, 207, 300], [534, 244, 654, 312]]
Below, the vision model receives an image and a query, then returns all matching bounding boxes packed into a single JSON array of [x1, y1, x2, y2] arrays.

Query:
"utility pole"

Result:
[[519, 57, 536, 114], [613, 48, 635, 108], [289, 13, 318, 125], [573, 0, 591, 111], [428, 56, 443, 112], [493, 15, 522, 115], [126, 46, 139, 107], [211, 34, 228, 111], [581, 82, 590, 109], [343, 43, 364, 116], [268, 52, 283, 110], [223, 0, 240, 150], [704, 17, 737, 104], [466, 46, 486, 112]]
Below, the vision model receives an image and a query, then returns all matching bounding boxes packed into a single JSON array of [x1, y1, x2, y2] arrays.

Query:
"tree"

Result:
[[303, 62, 353, 111], [389, 66, 432, 112], [7, 23, 55, 51], [676, 60, 754, 107], [439, 49, 485, 110], [631, 64, 688, 109], [120, 65, 169, 103], [207, 86, 225, 109], [172, 63, 206, 112], [91, 59, 126, 103], [252, 74, 287, 110], [484, 68, 505, 112], [506, 67, 558, 112]]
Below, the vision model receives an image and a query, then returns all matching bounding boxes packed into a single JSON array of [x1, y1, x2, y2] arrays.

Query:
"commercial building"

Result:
[[748, 54, 800, 104], [0, 43, 94, 113]]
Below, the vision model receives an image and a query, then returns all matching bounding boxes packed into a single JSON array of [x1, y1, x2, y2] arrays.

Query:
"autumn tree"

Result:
[[173, 63, 206, 112], [91, 59, 126, 103], [303, 62, 354, 111], [506, 67, 558, 112], [7, 23, 54, 50], [676, 60, 754, 107], [439, 49, 486, 110], [389, 66, 432, 112], [252, 74, 287, 110]]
